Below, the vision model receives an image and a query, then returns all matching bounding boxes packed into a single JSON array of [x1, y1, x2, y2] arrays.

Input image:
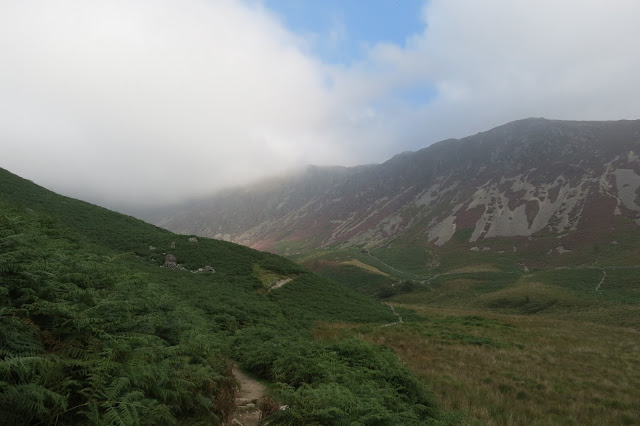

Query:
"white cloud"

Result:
[[0, 0, 345, 207], [1, 0, 640, 209], [345, 0, 640, 144]]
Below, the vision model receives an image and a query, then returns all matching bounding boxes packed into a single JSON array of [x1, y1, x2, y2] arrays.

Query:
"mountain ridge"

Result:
[[151, 118, 640, 265], [4, 128, 640, 425]]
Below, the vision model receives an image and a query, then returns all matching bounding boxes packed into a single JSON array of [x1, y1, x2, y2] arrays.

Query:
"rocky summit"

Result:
[[153, 118, 640, 258]]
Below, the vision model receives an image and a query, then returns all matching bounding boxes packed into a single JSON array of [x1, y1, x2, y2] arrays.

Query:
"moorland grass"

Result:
[[308, 244, 640, 425], [315, 306, 640, 426]]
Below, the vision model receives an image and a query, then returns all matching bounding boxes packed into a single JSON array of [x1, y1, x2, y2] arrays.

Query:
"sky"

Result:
[[2, 0, 640, 210]]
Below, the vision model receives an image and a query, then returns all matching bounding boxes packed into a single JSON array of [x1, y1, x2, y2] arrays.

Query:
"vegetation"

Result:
[[288, 227, 640, 424], [4, 165, 639, 424], [0, 201, 234, 425], [315, 306, 640, 425], [369, 246, 437, 276], [0, 168, 458, 425], [233, 330, 461, 425]]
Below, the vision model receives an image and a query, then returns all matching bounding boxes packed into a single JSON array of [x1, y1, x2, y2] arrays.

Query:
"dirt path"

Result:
[[382, 303, 403, 327], [268, 277, 293, 292], [366, 250, 423, 279], [596, 270, 607, 291], [225, 367, 266, 426], [566, 265, 640, 271]]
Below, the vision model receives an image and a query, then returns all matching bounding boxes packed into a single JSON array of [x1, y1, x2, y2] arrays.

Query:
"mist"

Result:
[[2, 0, 640, 210]]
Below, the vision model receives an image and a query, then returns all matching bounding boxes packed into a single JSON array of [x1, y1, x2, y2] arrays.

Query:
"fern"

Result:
[[1, 174, 452, 425], [0, 380, 67, 425]]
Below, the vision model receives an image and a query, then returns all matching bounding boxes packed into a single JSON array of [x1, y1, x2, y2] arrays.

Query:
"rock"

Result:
[[149, 245, 156, 251], [164, 254, 177, 266], [188, 237, 198, 243], [192, 265, 215, 274], [170, 241, 176, 248], [231, 419, 243, 426], [163, 254, 185, 270], [470, 246, 480, 251], [611, 240, 618, 245]]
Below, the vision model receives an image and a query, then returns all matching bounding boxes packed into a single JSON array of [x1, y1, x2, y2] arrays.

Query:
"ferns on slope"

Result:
[[0, 202, 234, 425], [0, 176, 459, 425]]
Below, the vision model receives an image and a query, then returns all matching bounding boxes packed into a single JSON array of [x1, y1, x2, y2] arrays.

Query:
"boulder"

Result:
[[163, 254, 185, 270], [198, 265, 215, 273]]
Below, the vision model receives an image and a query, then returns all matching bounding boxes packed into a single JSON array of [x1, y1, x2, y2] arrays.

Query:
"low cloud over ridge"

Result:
[[1, 0, 640, 209]]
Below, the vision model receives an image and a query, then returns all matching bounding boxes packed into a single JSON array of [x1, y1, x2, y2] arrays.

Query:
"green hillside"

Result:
[[294, 243, 640, 424], [0, 168, 460, 425], [296, 241, 640, 329]]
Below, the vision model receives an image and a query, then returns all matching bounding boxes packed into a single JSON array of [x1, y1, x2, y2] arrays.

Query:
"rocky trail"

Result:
[[596, 270, 607, 291], [226, 367, 266, 426], [382, 303, 403, 327], [268, 277, 293, 292]]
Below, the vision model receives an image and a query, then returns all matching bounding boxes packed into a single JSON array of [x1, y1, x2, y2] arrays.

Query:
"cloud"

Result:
[[0, 0, 344, 207], [338, 0, 640, 144], [1, 0, 640, 209]]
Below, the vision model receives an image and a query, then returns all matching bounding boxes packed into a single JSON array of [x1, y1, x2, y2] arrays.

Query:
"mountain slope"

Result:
[[154, 118, 640, 268], [132, 120, 640, 425], [0, 167, 458, 425]]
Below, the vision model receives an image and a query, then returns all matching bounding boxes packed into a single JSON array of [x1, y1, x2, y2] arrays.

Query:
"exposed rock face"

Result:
[[151, 119, 640, 253], [188, 237, 198, 243]]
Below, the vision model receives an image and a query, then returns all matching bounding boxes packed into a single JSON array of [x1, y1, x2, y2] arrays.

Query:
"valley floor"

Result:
[[315, 305, 640, 425], [299, 246, 640, 425]]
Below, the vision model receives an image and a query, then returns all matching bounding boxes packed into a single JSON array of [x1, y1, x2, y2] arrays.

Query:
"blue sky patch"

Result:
[[394, 83, 438, 107], [264, 0, 426, 65]]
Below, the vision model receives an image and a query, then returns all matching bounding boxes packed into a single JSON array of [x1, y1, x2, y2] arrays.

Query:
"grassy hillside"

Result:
[[315, 307, 640, 426], [290, 238, 640, 424], [296, 239, 640, 327], [0, 168, 461, 425]]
